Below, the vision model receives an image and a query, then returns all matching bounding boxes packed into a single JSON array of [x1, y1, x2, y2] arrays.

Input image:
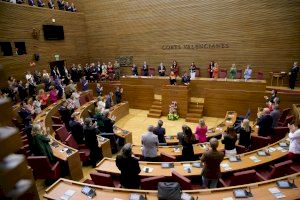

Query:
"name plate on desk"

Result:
[[161, 163, 174, 168]]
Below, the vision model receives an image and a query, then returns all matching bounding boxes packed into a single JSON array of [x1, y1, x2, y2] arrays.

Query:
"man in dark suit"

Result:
[[28, 0, 34, 6], [19, 102, 32, 122], [105, 93, 113, 109], [83, 118, 102, 167], [153, 120, 166, 143], [289, 61, 299, 89], [201, 138, 224, 188], [69, 114, 84, 144], [17, 80, 27, 101], [257, 108, 273, 137], [158, 62, 166, 76], [57, 0, 64, 10], [142, 61, 149, 76], [59, 101, 72, 130], [37, 0, 45, 7], [47, 0, 55, 9], [102, 110, 115, 133], [115, 87, 123, 104]]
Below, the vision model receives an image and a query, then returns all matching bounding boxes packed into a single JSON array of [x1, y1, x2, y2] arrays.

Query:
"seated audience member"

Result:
[[264, 89, 277, 104], [96, 83, 103, 97], [57, 0, 64, 10], [158, 62, 166, 76], [49, 86, 58, 103], [289, 61, 299, 90], [102, 110, 116, 133], [190, 62, 197, 79], [32, 124, 56, 163], [181, 71, 191, 85], [169, 71, 177, 85], [153, 120, 166, 143], [132, 64, 138, 76], [212, 63, 219, 79], [83, 118, 102, 167], [141, 125, 159, 161], [28, 0, 34, 6], [181, 126, 196, 161], [115, 87, 123, 104], [116, 143, 141, 189], [17, 80, 28, 101], [81, 76, 89, 91], [142, 61, 149, 76], [208, 61, 215, 78], [105, 93, 113, 109], [37, 0, 45, 7], [19, 102, 32, 122], [38, 89, 49, 109], [47, 0, 54, 9], [221, 126, 237, 157], [270, 105, 281, 127], [201, 138, 224, 188], [69, 113, 84, 144], [229, 63, 237, 79], [244, 64, 252, 81], [237, 119, 252, 148], [257, 108, 273, 137], [32, 96, 42, 114], [177, 125, 187, 145], [195, 119, 207, 143], [288, 122, 300, 162]]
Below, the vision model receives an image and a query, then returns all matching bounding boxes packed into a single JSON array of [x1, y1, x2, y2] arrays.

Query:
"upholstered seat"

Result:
[[257, 160, 293, 180], [160, 152, 176, 162], [65, 134, 90, 163], [220, 169, 265, 187], [27, 156, 61, 180], [55, 125, 70, 142], [140, 176, 167, 190]]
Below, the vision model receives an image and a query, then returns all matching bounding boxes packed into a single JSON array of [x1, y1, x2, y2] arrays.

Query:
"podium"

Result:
[[161, 85, 190, 117]]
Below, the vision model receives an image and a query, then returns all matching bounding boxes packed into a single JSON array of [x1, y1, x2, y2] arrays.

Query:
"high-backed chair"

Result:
[[55, 125, 70, 142], [257, 160, 293, 180], [278, 108, 291, 124], [271, 127, 289, 143], [256, 71, 264, 80], [250, 135, 270, 151], [277, 115, 294, 127], [219, 69, 227, 78], [236, 144, 248, 154], [52, 124, 63, 132], [79, 95, 87, 105], [27, 156, 61, 180], [86, 91, 94, 102], [51, 116, 62, 124], [140, 176, 167, 190], [236, 69, 243, 79], [65, 134, 90, 163], [160, 152, 176, 162], [171, 171, 192, 190], [149, 67, 155, 76], [220, 169, 265, 187], [90, 172, 120, 187]]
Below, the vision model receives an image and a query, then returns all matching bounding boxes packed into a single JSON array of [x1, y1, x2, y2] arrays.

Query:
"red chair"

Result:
[[277, 115, 294, 127], [160, 152, 176, 162], [55, 126, 71, 142], [52, 124, 63, 132], [149, 67, 155, 76], [257, 160, 293, 181], [291, 163, 300, 173], [278, 108, 291, 124], [12, 118, 24, 129], [171, 171, 192, 190], [256, 71, 264, 80], [86, 91, 94, 102], [236, 144, 248, 154], [65, 134, 90, 163], [19, 144, 31, 157], [89, 172, 120, 187], [250, 135, 270, 151], [219, 69, 227, 78], [271, 127, 289, 143], [51, 116, 62, 124], [236, 69, 243, 79], [140, 176, 167, 190], [79, 95, 87, 105], [27, 156, 61, 180], [220, 169, 265, 187]]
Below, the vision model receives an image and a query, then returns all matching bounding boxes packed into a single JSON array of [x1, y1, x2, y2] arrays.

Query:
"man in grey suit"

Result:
[[141, 125, 159, 161], [270, 105, 281, 127]]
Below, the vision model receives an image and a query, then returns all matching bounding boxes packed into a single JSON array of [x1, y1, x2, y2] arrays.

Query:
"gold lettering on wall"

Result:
[[162, 43, 229, 50]]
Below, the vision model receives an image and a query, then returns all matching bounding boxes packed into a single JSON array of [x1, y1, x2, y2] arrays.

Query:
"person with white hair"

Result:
[[141, 125, 159, 161], [116, 143, 141, 189], [257, 108, 273, 137]]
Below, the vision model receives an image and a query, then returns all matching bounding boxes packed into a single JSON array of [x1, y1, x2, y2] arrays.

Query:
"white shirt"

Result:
[[289, 128, 300, 154], [141, 132, 159, 158]]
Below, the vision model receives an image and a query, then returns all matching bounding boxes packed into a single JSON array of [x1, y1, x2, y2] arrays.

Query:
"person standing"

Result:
[[229, 63, 237, 79], [208, 61, 215, 78], [181, 126, 196, 161], [114, 60, 121, 80], [270, 105, 281, 127], [116, 143, 141, 189], [221, 126, 237, 157], [237, 119, 252, 148], [81, 76, 89, 91], [289, 61, 299, 89], [115, 87, 123, 104], [158, 62, 166, 76], [142, 61, 149, 76], [141, 125, 159, 161], [288, 122, 300, 162], [132, 64, 138, 76], [201, 138, 224, 188], [153, 120, 166, 143], [244, 65, 252, 81], [195, 119, 208, 143], [257, 108, 273, 137]]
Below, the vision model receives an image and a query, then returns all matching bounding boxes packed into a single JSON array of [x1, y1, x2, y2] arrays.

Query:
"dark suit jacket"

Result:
[[257, 114, 273, 136], [102, 117, 114, 133], [153, 126, 166, 143], [290, 66, 299, 79], [37, 0, 44, 7], [105, 97, 112, 109], [157, 66, 166, 76], [19, 108, 31, 121], [69, 119, 84, 144], [57, 0, 64, 9], [237, 127, 251, 148], [59, 106, 72, 125], [201, 149, 224, 179], [83, 125, 99, 149], [182, 75, 191, 84], [116, 155, 141, 189], [28, 0, 34, 6]]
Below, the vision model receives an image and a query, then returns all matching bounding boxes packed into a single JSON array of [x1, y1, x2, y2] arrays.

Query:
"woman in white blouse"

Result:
[[288, 122, 300, 162]]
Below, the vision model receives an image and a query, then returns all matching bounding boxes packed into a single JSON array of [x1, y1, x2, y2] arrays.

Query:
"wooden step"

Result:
[[185, 117, 200, 123], [153, 101, 162, 106], [188, 107, 203, 113], [147, 113, 161, 118], [151, 105, 162, 109], [189, 104, 204, 109], [186, 113, 202, 118], [149, 109, 162, 114]]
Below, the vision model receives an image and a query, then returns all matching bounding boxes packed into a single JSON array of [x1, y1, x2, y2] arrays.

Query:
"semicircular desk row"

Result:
[[33, 90, 132, 181], [44, 172, 300, 200]]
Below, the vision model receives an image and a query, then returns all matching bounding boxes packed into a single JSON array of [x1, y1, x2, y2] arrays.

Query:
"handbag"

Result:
[[157, 182, 181, 200]]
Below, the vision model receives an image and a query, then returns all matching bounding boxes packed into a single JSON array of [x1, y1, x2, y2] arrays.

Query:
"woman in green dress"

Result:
[[32, 123, 56, 163], [229, 63, 237, 79]]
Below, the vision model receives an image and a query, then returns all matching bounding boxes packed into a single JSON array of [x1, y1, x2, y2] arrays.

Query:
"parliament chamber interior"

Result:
[[1, 0, 300, 199]]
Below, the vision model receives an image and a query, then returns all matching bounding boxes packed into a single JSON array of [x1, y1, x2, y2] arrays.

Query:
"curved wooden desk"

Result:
[[96, 137, 289, 177], [44, 173, 300, 200]]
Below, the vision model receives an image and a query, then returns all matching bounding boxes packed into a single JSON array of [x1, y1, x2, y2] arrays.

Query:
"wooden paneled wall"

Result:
[[0, 1, 88, 87], [82, 0, 300, 85]]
